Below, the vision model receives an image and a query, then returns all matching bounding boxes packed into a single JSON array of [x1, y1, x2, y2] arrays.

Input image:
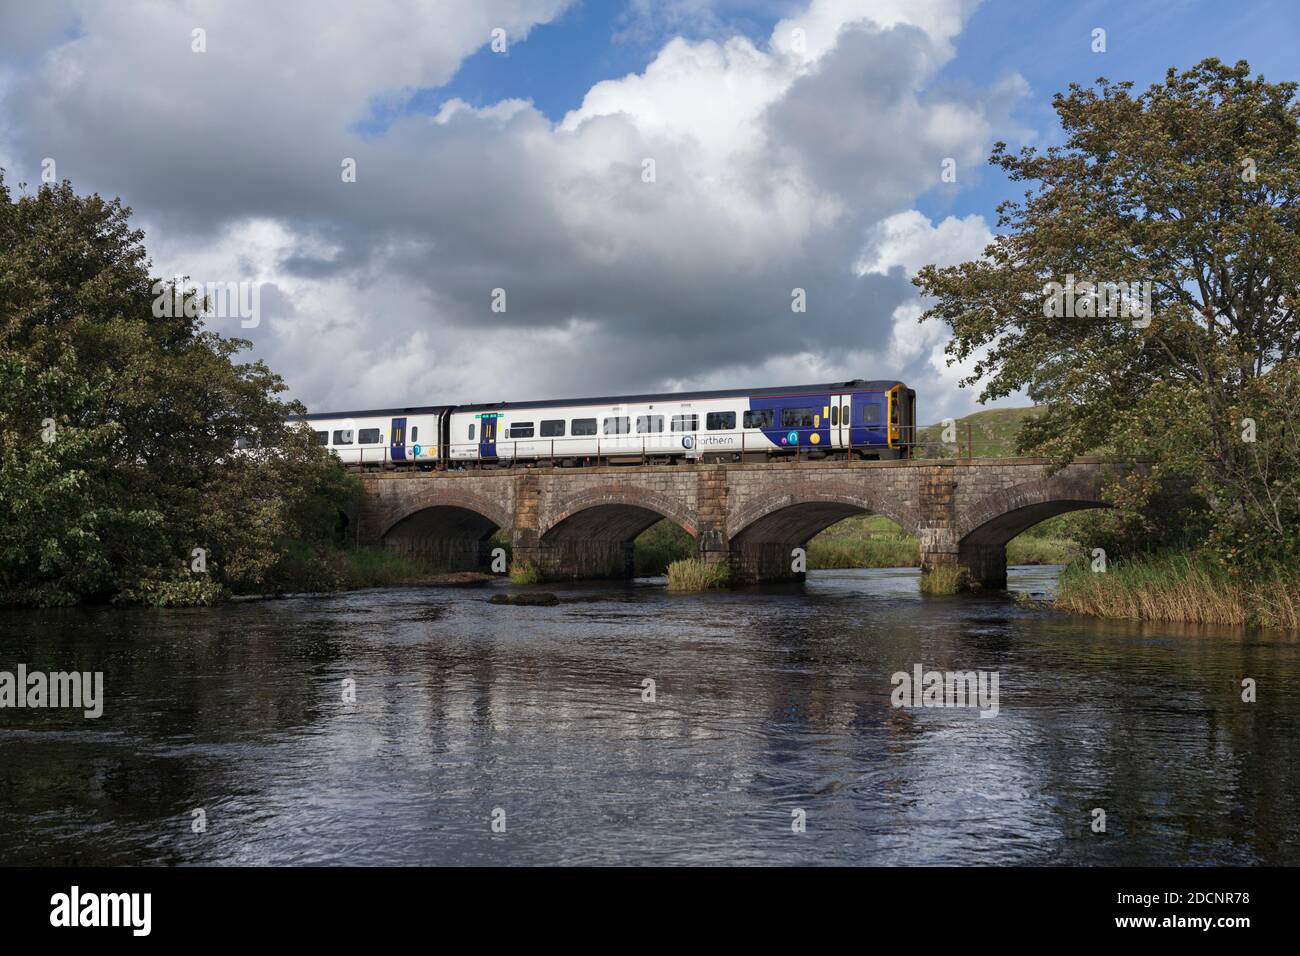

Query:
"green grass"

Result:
[[338, 547, 450, 589], [803, 513, 1077, 570], [1055, 552, 1300, 628], [634, 520, 696, 575], [807, 515, 919, 569], [509, 561, 541, 584], [915, 406, 1042, 459], [665, 558, 730, 591]]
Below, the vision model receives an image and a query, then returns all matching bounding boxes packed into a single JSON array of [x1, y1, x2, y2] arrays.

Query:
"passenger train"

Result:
[[290, 379, 917, 468]]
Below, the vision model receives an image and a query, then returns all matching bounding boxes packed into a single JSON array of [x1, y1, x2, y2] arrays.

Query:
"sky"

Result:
[[1, 0, 1296, 423]]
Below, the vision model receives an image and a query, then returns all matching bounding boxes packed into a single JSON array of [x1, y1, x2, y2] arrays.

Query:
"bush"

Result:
[[509, 561, 541, 584]]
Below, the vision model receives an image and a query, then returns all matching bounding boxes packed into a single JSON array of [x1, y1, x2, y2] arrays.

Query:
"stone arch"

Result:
[[957, 471, 1109, 545], [726, 483, 918, 583], [379, 489, 512, 570], [541, 485, 699, 541], [538, 485, 699, 580], [955, 470, 1109, 587]]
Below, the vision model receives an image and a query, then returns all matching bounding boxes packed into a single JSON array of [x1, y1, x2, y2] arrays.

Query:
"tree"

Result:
[[0, 175, 355, 605], [914, 59, 1300, 567]]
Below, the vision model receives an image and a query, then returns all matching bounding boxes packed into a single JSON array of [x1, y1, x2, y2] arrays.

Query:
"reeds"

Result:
[[665, 558, 730, 591], [1055, 553, 1300, 629]]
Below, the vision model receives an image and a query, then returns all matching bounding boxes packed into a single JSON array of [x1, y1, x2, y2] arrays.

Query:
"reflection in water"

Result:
[[0, 566, 1296, 865]]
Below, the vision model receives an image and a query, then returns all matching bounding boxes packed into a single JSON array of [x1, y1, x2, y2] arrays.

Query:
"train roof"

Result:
[[288, 405, 453, 422], [453, 380, 907, 413]]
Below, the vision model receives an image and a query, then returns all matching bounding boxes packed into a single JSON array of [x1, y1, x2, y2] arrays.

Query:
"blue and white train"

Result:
[[291, 379, 916, 468]]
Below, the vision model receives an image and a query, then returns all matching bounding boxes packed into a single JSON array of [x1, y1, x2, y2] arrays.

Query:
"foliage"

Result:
[[914, 59, 1300, 572], [633, 519, 696, 575], [509, 561, 541, 584], [0, 175, 357, 605]]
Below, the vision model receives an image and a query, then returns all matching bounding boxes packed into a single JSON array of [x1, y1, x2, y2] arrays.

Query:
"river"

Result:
[[1, 566, 1296, 865]]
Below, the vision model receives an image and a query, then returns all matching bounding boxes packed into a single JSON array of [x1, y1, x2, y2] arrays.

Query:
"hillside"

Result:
[[915, 406, 1041, 458]]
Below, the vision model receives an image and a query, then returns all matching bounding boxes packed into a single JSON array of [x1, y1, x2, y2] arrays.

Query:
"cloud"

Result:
[[0, 0, 1024, 417]]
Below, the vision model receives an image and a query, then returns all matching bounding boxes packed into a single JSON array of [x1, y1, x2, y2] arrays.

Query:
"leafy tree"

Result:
[[915, 59, 1300, 569], [0, 175, 356, 605]]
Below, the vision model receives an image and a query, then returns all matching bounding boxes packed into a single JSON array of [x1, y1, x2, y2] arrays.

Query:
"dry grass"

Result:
[[665, 558, 730, 591], [919, 565, 972, 595], [1055, 554, 1300, 629]]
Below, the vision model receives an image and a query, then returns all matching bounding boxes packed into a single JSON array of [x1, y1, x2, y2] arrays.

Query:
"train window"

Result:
[[781, 408, 815, 428], [706, 411, 736, 430], [333, 429, 354, 445], [313, 431, 328, 446], [603, 416, 630, 435], [410, 426, 418, 443], [636, 415, 664, 433], [842, 404, 850, 425], [540, 420, 565, 437], [508, 422, 534, 439], [671, 414, 698, 432], [744, 409, 773, 429], [572, 418, 597, 436], [830, 406, 838, 426], [358, 428, 382, 444], [468, 423, 476, 440], [861, 404, 881, 425]]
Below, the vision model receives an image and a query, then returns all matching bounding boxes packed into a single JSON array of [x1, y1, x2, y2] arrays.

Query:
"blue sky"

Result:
[[2, 0, 1295, 420]]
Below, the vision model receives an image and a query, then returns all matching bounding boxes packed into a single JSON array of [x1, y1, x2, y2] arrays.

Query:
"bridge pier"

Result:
[[918, 528, 1008, 589]]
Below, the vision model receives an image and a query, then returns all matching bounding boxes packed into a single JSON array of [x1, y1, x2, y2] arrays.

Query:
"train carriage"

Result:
[[289, 406, 451, 468], [447, 379, 915, 466]]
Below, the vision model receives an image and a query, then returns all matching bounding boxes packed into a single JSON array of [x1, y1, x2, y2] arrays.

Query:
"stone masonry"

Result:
[[354, 458, 1125, 587]]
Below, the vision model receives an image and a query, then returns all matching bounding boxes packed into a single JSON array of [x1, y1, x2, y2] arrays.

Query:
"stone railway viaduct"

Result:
[[351, 457, 1129, 587]]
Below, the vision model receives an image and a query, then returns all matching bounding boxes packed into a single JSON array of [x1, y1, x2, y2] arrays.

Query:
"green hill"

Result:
[[915, 406, 1041, 458]]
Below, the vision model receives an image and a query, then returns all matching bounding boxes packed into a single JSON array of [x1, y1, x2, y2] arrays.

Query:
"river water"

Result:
[[1, 566, 1296, 866]]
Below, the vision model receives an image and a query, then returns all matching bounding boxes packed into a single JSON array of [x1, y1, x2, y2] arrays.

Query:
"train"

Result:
[[289, 379, 917, 468]]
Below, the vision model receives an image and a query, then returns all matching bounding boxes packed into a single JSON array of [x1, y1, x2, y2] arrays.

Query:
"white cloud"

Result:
[[0, 0, 1027, 418]]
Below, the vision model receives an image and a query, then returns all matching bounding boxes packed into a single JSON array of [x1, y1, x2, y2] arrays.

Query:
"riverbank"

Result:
[[1053, 553, 1300, 629]]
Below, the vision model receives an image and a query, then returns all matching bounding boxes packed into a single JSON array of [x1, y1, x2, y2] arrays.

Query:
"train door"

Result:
[[828, 393, 850, 449], [389, 416, 407, 463], [479, 416, 498, 460]]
